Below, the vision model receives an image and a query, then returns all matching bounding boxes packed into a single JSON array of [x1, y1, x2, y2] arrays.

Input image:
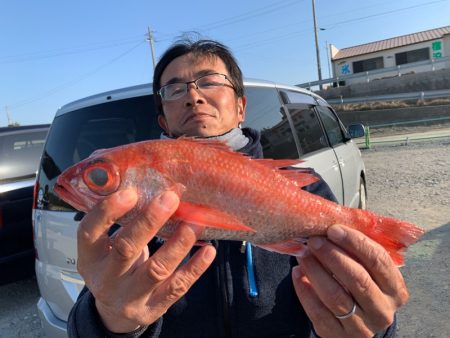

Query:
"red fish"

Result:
[[54, 138, 424, 265]]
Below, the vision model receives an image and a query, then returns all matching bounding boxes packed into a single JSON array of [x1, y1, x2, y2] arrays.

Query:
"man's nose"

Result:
[[184, 83, 205, 106]]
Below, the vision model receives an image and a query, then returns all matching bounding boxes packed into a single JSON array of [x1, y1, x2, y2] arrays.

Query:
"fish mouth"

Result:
[[54, 182, 91, 213]]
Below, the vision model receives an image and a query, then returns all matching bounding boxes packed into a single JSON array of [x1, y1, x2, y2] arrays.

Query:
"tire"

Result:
[[358, 178, 367, 210]]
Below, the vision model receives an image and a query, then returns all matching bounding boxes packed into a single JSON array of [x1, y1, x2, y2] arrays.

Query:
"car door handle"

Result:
[[338, 158, 345, 166]]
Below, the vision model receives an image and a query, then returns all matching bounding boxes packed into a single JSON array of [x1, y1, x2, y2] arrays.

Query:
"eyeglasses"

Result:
[[158, 73, 235, 101]]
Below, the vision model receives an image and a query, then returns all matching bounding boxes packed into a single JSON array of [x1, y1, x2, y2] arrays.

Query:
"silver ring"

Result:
[[335, 301, 357, 320]]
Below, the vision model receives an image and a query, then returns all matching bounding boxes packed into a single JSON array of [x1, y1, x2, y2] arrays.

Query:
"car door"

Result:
[[283, 103, 345, 204], [315, 105, 361, 207]]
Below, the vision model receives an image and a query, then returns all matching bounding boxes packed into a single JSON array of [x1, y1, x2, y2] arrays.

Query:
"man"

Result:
[[68, 39, 407, 338]]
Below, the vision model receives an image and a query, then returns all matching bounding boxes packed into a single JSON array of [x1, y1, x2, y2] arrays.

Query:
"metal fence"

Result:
[[327, 89, 450, 105]]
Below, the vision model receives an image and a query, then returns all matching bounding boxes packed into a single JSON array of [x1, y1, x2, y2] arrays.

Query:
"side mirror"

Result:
[[347, 124, 365, 138]]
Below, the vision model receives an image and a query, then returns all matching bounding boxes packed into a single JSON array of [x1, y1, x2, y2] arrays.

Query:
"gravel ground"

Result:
[[0, 277, 43, 338], [361, 139, 450, 338], [1, 138, 449, 338]]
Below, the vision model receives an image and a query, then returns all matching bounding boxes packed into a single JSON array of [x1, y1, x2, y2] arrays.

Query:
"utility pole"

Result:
[[146, 27, 156, 70], [312, 0, 323, 90], [325, 40, 331, 79], [5, 106, 12, 126]]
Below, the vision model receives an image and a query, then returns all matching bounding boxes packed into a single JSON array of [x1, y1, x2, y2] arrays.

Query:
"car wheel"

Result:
[[358, 178, 367, 210]]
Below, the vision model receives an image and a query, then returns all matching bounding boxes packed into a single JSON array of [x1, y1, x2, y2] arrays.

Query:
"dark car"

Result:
[[0, 124, 50, 284]]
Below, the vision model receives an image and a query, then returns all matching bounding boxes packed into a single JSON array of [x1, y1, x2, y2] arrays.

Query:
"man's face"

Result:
[[158, 53, 246, 137]]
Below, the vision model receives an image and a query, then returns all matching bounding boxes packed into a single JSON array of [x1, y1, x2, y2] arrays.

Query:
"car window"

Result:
[[243, 86, 299, 159], [287, 105, 328, 155], [281, 90, 317, 105], [315, 106, 345, 146], [39, 95, 162, 211], [0, 130, 48, 183]]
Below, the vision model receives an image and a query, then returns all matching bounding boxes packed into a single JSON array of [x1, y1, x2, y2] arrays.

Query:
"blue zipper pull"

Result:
[[245, 241, 259, 297]]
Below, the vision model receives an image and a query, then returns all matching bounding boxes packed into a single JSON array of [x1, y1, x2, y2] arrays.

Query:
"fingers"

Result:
[[77, 189, 138, 260], [292, 264, 374, 338], [128, 221, 209, 295], [306, 235, 393, 327], [108, 191, 180, 272], [147, 244, 216, 317], [293, 265, 355, 337], [298, 252, 359, 321], [326, 225, 409, 305], [294, 225, 405, 334], [144, 223, 199, 282]]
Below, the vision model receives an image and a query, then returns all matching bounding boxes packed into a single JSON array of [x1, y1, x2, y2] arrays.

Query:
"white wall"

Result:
[[444, 34, 450, 68], [331, 39, 447, 85]]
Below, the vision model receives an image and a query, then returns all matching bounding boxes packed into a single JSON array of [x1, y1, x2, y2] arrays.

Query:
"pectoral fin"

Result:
[[174, 201, 256, 232], [256, 238, 308, 256]]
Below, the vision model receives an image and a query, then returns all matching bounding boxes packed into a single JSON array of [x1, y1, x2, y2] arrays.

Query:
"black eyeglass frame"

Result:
[[157, 73, 236, 101]]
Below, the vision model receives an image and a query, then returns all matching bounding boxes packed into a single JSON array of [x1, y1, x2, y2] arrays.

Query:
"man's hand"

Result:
[[292, 224, 409, 338], [76, 189, 216, 333]]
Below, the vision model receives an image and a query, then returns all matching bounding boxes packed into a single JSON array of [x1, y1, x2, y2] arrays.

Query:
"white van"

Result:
[[33, 80, 366, 337]]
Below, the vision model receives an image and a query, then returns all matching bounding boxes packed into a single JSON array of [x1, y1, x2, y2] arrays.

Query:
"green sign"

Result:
[[432, 41, 442, 51], [431, 41, 442, 59]]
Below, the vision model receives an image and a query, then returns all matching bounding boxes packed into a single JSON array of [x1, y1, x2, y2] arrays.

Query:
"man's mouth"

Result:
[[183, 112, 214, 124]]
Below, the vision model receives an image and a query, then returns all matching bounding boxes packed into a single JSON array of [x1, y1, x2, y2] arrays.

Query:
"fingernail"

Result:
[[157, 191, 179, 211], [292, 266, 302, 279], [328, 225, 347, 242], [117, 189, 137, 204], [186, 223, 205, 237], [309, 237, 324, 250], [203, 246, 216, 262], [296, 247, 309, 258]]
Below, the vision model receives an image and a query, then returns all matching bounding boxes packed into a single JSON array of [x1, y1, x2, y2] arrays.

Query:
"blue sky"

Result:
[[1, 0, 449, 127]]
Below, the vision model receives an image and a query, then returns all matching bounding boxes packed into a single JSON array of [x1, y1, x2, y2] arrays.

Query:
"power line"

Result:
[[8, 40, 145, 111], [320, 0, 449, 30], [191, 0, 302, 32], [232, 0, 449, 51], [0, 37, 143, 64], [150, 0, 303, 43]]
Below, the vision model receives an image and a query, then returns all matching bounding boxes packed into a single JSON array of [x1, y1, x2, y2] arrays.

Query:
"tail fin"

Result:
[[351, 209, 425, 266]]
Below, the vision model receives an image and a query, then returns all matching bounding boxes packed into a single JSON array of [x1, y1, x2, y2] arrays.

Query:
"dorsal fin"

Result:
[[278, 169, 319, 187], [253, 159, 318, 187], [176, 137, 317, 187], [255, 159, 303, 169]]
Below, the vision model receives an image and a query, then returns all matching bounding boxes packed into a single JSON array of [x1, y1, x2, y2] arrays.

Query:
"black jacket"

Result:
[[68, 128, 396, 338]]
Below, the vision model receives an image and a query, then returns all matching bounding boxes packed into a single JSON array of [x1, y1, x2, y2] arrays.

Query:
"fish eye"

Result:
[[83, 161, 120, 196], [88, 168, 108, 187]]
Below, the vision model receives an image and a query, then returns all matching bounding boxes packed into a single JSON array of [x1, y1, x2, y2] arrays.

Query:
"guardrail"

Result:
[[356, 116, 450, 148]]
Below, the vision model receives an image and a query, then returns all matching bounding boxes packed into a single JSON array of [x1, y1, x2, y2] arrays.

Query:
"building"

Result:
[[330, 25, 450, 85]]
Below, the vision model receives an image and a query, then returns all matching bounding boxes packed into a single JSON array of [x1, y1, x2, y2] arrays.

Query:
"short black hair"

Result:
[[152, 38, 244, 115]]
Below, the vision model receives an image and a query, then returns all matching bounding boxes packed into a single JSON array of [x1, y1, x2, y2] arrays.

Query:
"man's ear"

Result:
[[238, 96, 247, 123], [158, 114, 170, 135]]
